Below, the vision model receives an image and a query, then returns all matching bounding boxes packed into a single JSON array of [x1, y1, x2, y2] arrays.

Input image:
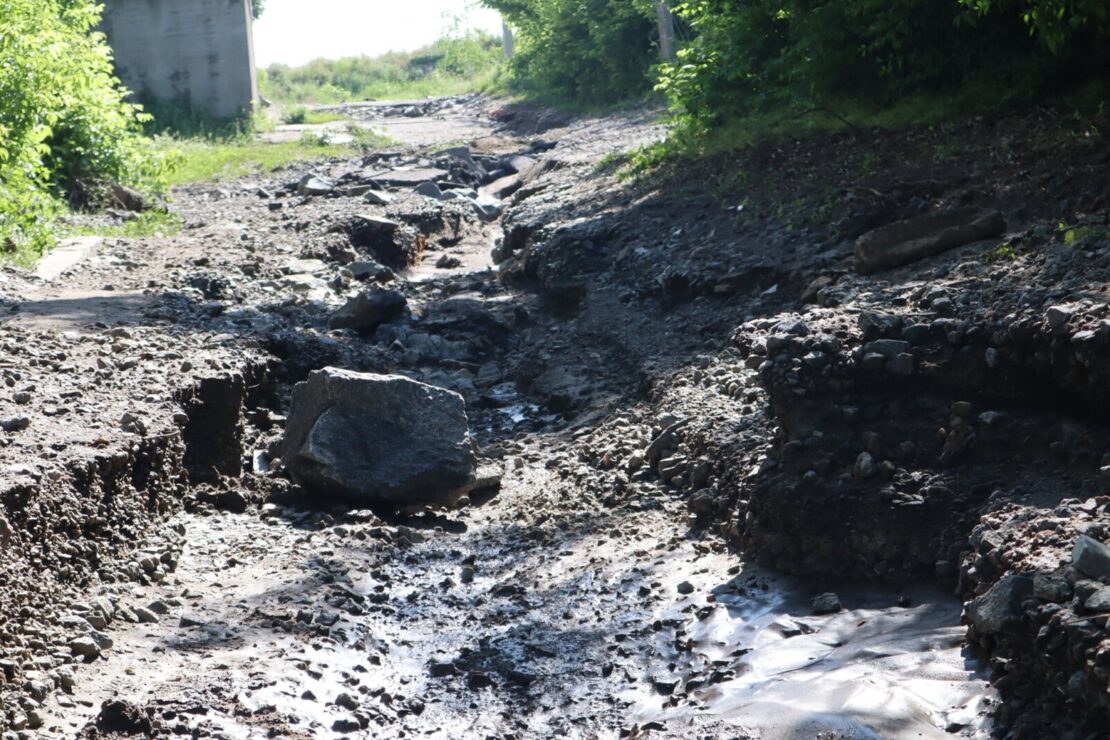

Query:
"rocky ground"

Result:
[[0, 96, 1108, 738]]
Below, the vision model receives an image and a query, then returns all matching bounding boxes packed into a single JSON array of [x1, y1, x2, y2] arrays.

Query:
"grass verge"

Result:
[[159, 127, 394, 185]]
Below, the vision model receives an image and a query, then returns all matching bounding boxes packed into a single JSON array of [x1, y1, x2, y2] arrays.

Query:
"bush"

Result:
[[0, 0, 171, 256], [282, 106, 309, 125], [656, 0, 1108, 143], [485, 0, 660, 106]]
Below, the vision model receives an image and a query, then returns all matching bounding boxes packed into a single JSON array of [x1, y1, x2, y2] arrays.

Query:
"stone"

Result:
[[1046, 304, 1079, 333], [283, 368, 478, 507], [1073, 535, 1110, 580], [676, 581, 695, 595], [967, 573, 1033, 635], [853, 452, 876, 478], [481, 174, 522, 200], [362, 190, 394, 205], [346, 260, 394, 282], [863, 339, 911, 359], [813, 592, 842, 614], [854, 208, 1006, 274], [1084, 586, 1110, 612], [69, 637, 100, 659], [343, 215, 425, 269], [414, 181, 446, 200], [328, 289, 407, 331], [370, 167, 450, 187], [298, 175, 335, 196]]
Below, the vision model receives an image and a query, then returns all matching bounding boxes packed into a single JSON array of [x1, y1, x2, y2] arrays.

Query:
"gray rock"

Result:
[[283, 368, 477, 507], [298, 175, 335, 196], [414, 181, 446, 200], [967, 573, 1033, 635], [69, 637, 100, 659], [813, 592, 842, 614], [328, 289, 406, 331], [1033, 572, 1072, 603], [1046, 304, 1079, 333], [1073, 535, 1110, 580], [863, 339, 911, 360], [853, 452, 876, 478], [346, 260, 394, 282], [854, 208, 1006, 274], [481, 174, 522, 200], [1084, 586, 1110, 612], [362, 190, 394, 205]]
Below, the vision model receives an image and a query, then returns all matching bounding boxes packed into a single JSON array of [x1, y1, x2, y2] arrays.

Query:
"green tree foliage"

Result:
[[252, 0, 265, 20], [483, 0, 659, 105], [657, 0, 1108, 140], [960, 0, 1108, 51], [0, 0, 169, 255]]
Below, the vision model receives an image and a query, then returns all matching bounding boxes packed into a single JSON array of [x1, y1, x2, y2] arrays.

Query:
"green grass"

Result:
[[64, 211, 184, 240], [158, 126, 393, 185], [260, 31, 503, 104], [281, 106, 347, 125]]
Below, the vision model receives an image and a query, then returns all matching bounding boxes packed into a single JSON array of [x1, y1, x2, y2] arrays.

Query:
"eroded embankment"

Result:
[[490, 106, 1110, 736]]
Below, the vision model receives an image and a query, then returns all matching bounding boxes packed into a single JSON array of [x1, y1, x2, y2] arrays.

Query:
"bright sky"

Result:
[[253, 0, 503, 68]]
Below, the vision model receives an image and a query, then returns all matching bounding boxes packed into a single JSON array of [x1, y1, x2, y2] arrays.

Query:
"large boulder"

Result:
[[282, 369, 477, 508]]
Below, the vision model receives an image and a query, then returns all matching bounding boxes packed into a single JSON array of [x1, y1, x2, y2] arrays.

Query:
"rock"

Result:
[[362, 189, 394, 205], [415, 181, 446, 200], [481, 174, 522, 200], [298, 175, 335, 196], [346, 260, 394, 282], [371, 167, 450, 187], [109, 183, 154, 212], [283, 368, 478, 507], [134, 607, 159, 624], [1084, 586, 1110, 612], [863, 339, 911, 359], [967, 573, 1033, 635], [853, 452, 876, 478], [69, 637, 101, 659], [333, 717, 362, 733], [854, 208, 1006, 274], [813, 592, 842, 614], [328, 289, 407, 331], [342, 214, 425, 269], [0, 416, 30, 432], [676, 581, 694, 595], [1033, 572, 1072, 602], [94, 699, 152, 734], [1073, 535, 1110, 580], [503, 154, 538, 180], [1046, 304, 1079, 333]]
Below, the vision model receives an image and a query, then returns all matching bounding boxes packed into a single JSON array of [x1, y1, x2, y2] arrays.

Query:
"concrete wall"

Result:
[[101, 0, 258, 120]]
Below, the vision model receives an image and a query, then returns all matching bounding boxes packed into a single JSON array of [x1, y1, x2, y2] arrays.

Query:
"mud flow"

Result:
[[10, 96, 1110, 739]]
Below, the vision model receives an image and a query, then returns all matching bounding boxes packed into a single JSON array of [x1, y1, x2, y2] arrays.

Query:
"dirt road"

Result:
[[0, 98, 1006, 739]]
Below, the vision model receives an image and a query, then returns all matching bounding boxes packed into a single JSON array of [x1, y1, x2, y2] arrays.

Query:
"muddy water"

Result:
[[40, 460, 992, 739]]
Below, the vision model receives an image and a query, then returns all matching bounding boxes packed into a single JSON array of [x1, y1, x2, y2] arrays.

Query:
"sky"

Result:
[[253, 0, 504, 68]]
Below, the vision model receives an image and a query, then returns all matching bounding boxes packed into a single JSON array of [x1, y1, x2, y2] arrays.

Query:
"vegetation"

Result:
[[484, 0, 1109, 154], [260, 31, 504, 103], [0, 0, 172, 259], [158, 127, 393, 185], [483, 0, 660, 106]]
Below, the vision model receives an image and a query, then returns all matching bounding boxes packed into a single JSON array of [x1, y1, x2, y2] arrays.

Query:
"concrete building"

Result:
[[100, 0, 258, 121]]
